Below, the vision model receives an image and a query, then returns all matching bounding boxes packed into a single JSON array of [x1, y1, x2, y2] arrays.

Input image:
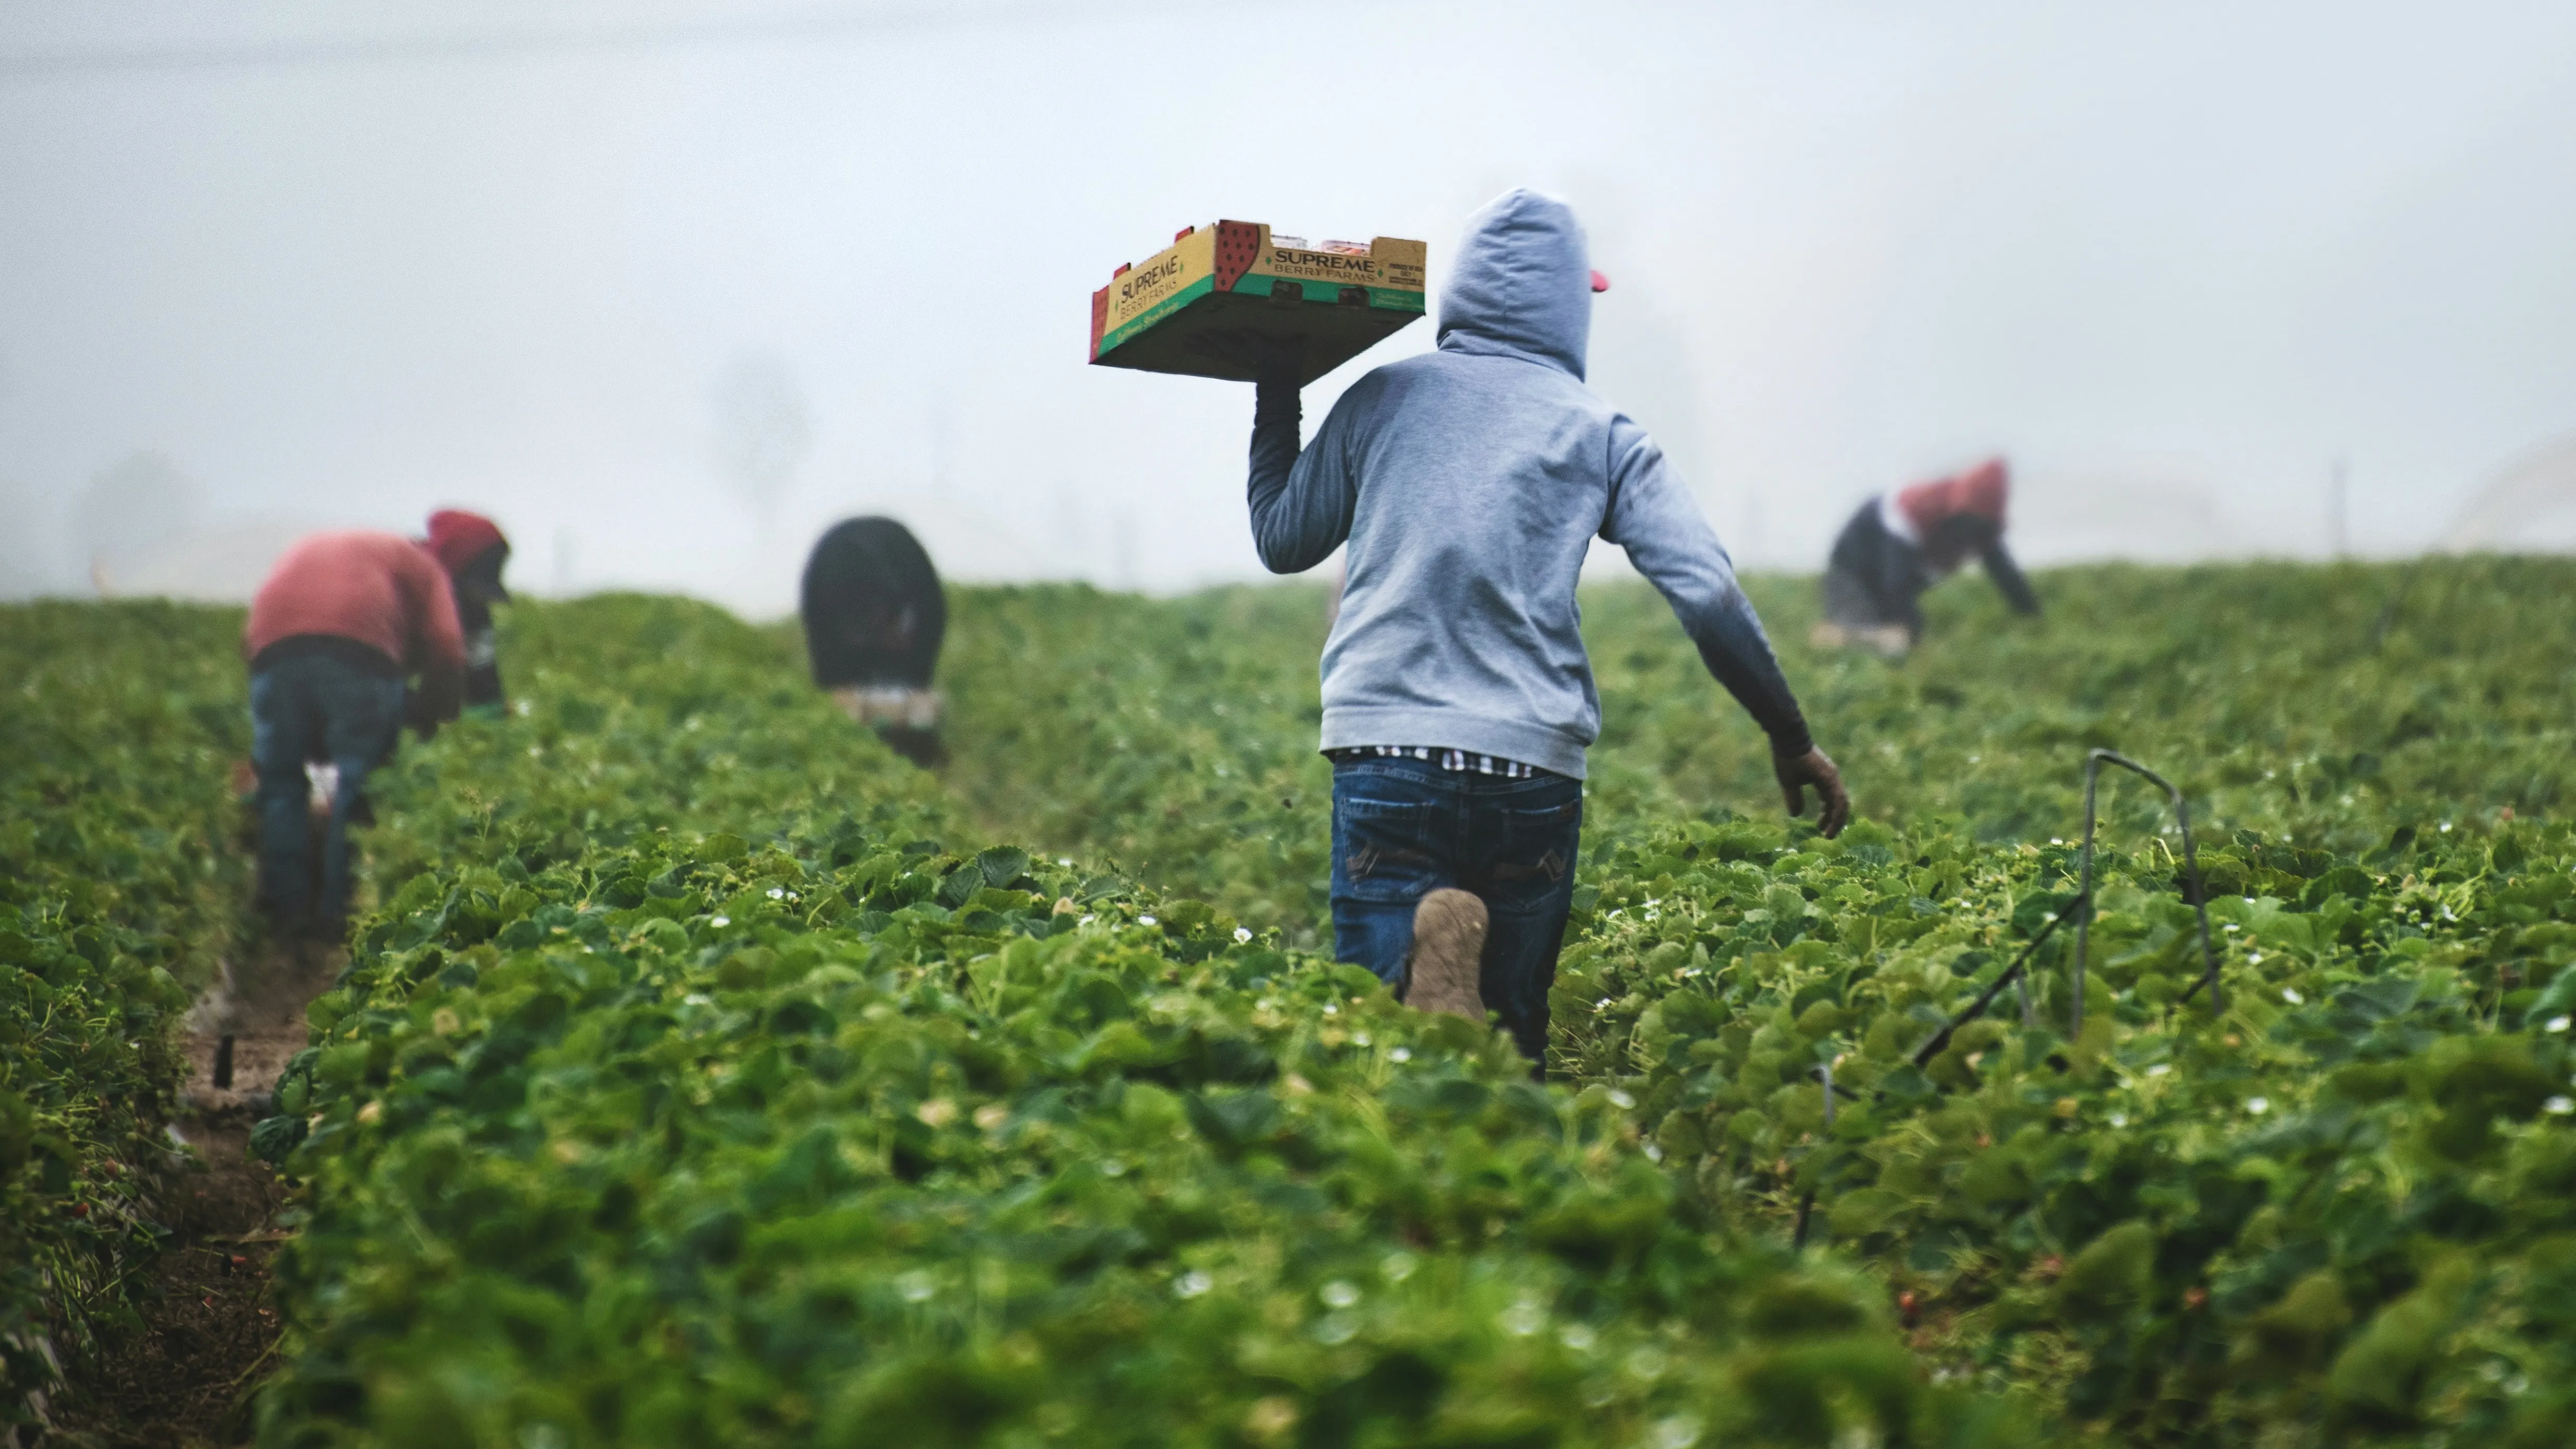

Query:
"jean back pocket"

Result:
[[1332, 794, 1446, 904]]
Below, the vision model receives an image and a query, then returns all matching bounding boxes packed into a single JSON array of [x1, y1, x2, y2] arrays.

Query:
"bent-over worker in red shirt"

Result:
[[1816, 458, 2040, 656], [243, 530, 465, 940]]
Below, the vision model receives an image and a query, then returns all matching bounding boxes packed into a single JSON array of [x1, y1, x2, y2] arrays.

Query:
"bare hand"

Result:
[[1774, 746, 1850, 838]]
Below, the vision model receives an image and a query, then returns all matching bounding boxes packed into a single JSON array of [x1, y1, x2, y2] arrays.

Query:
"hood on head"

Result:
[[421, 510, 511, 599], [1894, 458, 2011, 537], [1436, 189, 1593, 380], [1956, 458, 2009, 525]]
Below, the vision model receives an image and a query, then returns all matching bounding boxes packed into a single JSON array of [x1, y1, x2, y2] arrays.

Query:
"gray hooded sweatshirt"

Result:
[[1247, 188, 1808, 779]]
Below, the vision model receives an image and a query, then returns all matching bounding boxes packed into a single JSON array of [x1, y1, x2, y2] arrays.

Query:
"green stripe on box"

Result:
[[1098, 279, 1430, 361], [1232, 275, 1425, 313], [1099, 276, 1217, 353]]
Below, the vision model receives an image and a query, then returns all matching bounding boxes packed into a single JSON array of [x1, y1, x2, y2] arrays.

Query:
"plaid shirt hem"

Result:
[[1323, 744, 1548, 779]]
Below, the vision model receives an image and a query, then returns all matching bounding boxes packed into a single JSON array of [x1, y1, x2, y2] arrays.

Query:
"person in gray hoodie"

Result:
[[1245, 188, 1848, 1070]]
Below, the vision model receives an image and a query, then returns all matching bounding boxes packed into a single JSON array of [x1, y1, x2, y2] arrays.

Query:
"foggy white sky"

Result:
[[3, 0, 2573, 612]]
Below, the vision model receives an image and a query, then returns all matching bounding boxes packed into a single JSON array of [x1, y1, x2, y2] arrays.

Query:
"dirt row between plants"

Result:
[[35, 940, 341, 1448]]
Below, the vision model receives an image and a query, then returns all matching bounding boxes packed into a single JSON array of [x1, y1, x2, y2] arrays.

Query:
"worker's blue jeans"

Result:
[[250, 654, 406, 937], [1328, 755, 1583, 1068]]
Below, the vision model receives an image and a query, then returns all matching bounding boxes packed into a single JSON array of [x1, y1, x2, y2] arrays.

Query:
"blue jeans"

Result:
[[1329, 756, 1583, 1067], [250, 651, 407, 935]]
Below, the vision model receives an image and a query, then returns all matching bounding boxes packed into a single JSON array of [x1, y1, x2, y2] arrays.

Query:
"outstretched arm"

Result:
[[406, 665, 464, 741], [1245, 359, 1359, 575], [400, 548, 468, 738], [1980, 538, 2041, 615], [1603, 421, 1848, 835]]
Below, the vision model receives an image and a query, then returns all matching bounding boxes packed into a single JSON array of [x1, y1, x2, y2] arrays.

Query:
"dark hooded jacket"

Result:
[[801, 517, 945, 689]]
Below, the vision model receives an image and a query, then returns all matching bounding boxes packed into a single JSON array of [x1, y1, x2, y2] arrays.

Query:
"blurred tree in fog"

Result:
[[75, 450, 197, 591], [709, 353, 811, 536]]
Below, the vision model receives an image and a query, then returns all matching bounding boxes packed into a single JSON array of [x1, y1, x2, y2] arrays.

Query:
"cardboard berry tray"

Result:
[[1088, 221, 1427, 385]]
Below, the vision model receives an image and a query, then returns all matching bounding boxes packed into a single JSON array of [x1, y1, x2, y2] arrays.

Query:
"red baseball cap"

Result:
[[422, 509, 509, 574], [1956, 458, 2009, 525]]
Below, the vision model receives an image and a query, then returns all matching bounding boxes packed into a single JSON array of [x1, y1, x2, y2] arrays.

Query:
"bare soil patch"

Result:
[[38, 940, 341, 1448]]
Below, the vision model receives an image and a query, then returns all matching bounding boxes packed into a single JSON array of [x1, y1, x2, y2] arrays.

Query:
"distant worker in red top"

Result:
[[1816, 457, 2039, 656], [243, 530, 465, 940], [420, 509, 513, 717]]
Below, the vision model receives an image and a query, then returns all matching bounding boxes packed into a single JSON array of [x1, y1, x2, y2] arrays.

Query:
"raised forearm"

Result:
[[1244, 374, 1350, 574], [1247, 375, 1301, 516]]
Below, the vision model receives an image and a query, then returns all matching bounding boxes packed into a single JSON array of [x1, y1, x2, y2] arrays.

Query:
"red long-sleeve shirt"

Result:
[[244, 531, 468, 684]]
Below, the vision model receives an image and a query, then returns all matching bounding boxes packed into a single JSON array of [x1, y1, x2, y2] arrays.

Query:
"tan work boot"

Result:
[[1405, 888, 1488, 1021]]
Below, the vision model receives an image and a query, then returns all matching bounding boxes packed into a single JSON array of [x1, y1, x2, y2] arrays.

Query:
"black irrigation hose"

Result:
[[1791, 1060, 1836, 1250], [1802, 894, 2076, 1249], [1907, 902, 2079, 1069], [2076, 748, 2221, 1027], [1793, 920, 2060, 1252], [1791, 1062, 1848, 1251], [1793, 748, 2223, 1249]]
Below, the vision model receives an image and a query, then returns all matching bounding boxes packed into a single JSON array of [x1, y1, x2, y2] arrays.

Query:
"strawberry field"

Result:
[[8, 556, 2576, 1446], [3, 603, 251, 1403]]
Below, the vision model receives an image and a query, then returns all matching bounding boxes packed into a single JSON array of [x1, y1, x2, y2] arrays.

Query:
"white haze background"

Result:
[[3, 0, 2573, 612]]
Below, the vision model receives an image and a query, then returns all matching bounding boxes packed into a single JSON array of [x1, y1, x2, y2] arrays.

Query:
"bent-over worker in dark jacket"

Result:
[[1817, 458, 2038, 655], [801, 516, 947, 766], [244, 530, 465, 940], [1245, 188, 1847, 1071]]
